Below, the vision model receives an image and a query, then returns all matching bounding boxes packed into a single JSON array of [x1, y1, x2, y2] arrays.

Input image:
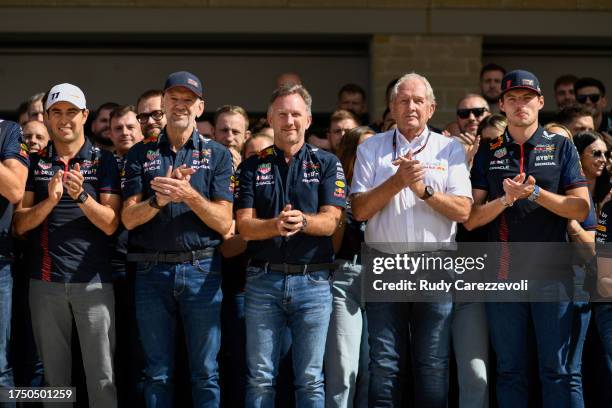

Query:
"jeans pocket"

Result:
[[306, 270, 332, 285], [245, 266, 266, 282], [194, 258, 212, 275]]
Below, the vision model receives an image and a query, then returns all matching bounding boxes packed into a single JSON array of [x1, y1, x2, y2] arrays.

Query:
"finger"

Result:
[[405, 150, 413, 160], [165, 165, 173, 178], [526, 175, 536, 185], [179, 167, 196, 176], [73, 162, 81, 172], [283, 204, 292, 212]]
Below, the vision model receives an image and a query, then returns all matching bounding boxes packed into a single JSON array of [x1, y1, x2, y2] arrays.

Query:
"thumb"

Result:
[[526, 175, 536, 185], [73, 162, 81, 172], [283, 204, 292, 211], [405, 149, 413, 160], [165, 165, 173, 178], [515, 173, 526, 183]]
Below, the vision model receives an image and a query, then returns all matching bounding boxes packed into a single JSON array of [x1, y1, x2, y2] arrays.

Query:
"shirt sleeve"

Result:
[[0, 121, 29, 168], [319, 154, 347, 208], [470, 143, 489, 191], [25, 156, 36, 192], [98, 152, 121, 195], [445, 139, 473, 199], [210, 146, 234, 202], [122, 145, 144, 200], [560, 138, 588, 191], [350, 139, 375, 195], [234, 157, 256, 210]]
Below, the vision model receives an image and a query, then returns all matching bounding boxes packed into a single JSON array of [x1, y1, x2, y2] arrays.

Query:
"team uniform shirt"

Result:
[[0, 120, 29, 257], [111, 154, 128, 267], [122, 129, 233, 252], [351, 128, 472, 244], [25, 139, 120, 283], [471, 126, 587, 243], [234, 143, 346, 264]]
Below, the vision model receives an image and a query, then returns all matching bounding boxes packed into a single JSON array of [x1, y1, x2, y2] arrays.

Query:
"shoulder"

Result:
[[356, 130, 391, 157], [305, 143, 338, 163], [0, 119, 21, 135]]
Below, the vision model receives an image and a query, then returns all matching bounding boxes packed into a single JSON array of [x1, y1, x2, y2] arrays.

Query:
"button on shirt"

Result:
[[25, 139, 120, 283], [122, 129, 233, 252], [234, 144, 346, 264], [471, 127, 586, 242], [351, 128, 472, 244], [0, 120, 29, 256]]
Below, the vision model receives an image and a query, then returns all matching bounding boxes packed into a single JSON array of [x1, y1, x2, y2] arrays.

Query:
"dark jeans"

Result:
[[0, 261, 15, 408], [594, 302, 612, 406]]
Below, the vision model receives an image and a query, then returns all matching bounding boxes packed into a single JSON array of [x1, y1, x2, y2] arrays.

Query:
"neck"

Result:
[[55, 137, 85, 162], [507, 121, 539, 145], [277, 140, 304, 162], [399, 126, 425, 143], [166, 125, 193, 151]]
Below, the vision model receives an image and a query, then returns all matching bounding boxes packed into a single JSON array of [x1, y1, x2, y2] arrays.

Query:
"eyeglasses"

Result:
[[591, 150, 610, 159], [456, 107, 488, 119], [576, 94, 601, 104], [136, 110, 164, 124]]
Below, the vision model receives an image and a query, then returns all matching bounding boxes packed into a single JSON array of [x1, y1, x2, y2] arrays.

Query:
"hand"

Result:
[[463, 135, 480, 166], [229, 147, 242, 170], [65, 162, 85, 200], [47, 170, 64, 204], [151, 166, 173, 207], [172, 164, 196, 182], [392, 150, 425, 195], [503, 173, 536, 201], [275, 204, 304, 237], [151, 165, 198, 204]]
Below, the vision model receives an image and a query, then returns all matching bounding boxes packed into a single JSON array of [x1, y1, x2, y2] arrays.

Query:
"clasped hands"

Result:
[[150, 165, 198, 207], [276, 204, 305, 237]]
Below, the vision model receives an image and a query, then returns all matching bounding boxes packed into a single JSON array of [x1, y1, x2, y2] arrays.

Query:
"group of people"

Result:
[[0, 63, 611, 408]]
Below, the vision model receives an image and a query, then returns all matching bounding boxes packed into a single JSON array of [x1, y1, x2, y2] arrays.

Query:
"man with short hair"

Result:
[[575, 77, 611, 135], [136, 90, 166, 139], [213, 105, 250, 169], [556, 103, 595, 137], [197, 119, 214, 139], [109, 105, 144, 158], [122, 71, 233, 407], [327, 109, 360, 153], [22, 120, 49, 154], [554, 74, 578, 110], [14, 83, 121, 407], [26, 93, 45, 123], [479, 63, 506, 112], [456, 94, 490, 136], [351, 72, 472, 406], [466, 70, 590, 407], [235, 84, 346, 406], [91, 102, 120, 151], [337, 83, 368, 119], [0, 119, 28, 407]]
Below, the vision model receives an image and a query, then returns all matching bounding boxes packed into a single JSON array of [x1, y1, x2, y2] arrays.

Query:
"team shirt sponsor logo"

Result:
[[493, 148, 507, 159], [490, 137, 503, 150], [421, 161, 447, 171]]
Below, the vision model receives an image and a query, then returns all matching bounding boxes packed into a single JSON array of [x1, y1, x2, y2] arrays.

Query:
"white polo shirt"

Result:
[[351, 127, 472, 245]]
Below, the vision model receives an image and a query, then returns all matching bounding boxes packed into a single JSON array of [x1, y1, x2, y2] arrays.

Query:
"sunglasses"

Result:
[[591, 149, 610, 159], [576, 94, 601, 104], [136, 110, 164, 124], [457, 107, 488, 119]]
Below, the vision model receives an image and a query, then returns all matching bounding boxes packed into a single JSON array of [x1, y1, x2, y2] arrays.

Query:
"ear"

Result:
[[82, 109, 89, 121], [305, 114, 312, 131], [498, 98, 505, 113], [245, 130, 252, 140], [538, 95, 545, 111], [197, 99, 205, 117], [428, 101, 436, 120]]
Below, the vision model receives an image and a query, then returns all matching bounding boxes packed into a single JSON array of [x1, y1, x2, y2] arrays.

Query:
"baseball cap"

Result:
[[163, 71, 203, 98], [501, 70, 542, 96], [45, 83, 87, 111]]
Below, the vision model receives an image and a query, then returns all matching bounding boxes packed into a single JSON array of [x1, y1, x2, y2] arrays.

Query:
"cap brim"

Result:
[[501, 86, 542, 96], [45, 99, 85, 111], [164, 84, 202, 98]]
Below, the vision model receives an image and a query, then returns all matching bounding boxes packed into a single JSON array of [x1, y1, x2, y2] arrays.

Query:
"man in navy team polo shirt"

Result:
[[235, 84, 346, 406], [121, 71, 233, 408], [465, 70, 590, 407], [0, 119, 28, 407], [13, 83, 121, 407]]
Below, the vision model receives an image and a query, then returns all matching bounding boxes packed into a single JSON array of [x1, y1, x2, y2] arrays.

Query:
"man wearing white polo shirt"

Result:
[[351, 72, 472, 407]]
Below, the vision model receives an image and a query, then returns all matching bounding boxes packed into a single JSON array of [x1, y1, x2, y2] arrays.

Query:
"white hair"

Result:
[[390, 72, 436, 104]]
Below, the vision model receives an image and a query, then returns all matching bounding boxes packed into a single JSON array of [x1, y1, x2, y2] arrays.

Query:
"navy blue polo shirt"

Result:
[[0, 120, 29, 257], [234, 143, 346, 264], [112, 154, 128, 260], [471, 126, 587, 243], [25, 139, 120, 283], [122, 129, 233, 252]]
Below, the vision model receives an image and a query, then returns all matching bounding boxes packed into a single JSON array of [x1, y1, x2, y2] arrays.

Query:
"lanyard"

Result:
[[392, 128, 431, 161]]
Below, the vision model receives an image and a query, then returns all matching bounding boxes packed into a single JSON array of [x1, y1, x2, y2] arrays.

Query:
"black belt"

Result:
[[127, 248, 215, 263], [250, 261, 336, 275]]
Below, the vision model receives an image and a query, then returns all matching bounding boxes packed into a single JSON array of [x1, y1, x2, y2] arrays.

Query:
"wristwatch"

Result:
[[300, 214, 308, 231], [420, 185, 434, 200], [148, 195, 163, 210], [528, 185, 541, 202], [74, 190, 89, 204]]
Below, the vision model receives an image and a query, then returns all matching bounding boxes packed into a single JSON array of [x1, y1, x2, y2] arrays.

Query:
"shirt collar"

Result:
[[48, 137, 96, 162], [395, 126, 429, 151], [505, 125, 544, 147], [158, 127, 199, 150], [273, 142, 308, 163]]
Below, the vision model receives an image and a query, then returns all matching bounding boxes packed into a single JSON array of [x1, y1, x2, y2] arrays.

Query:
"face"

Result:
[[244, 137, 273, 159], [27, 100, 44, 123], [390, 79, 435, 138], [480, 125, 505, 141], [568, 115, 595, 137], [47, 101, 88, 145], [581, 138, 607, 179], [110, 111, 144, 156], [137, 95, 166, 138], [338, 92, 366, 115], [327, 118, 358, 152], [214, 113, 248, 150], [480, 70, 504, 103], [576, 86, 607, 116], [267, 93, 312, 148], [456, 96, 490, 135], [22, 121, 49, 154], [91, 107, 113, 140], [500, 89, 544, 128], [554, 83, 575, 109], [197, 121, 214, 138], [163, 87, 204, 131]]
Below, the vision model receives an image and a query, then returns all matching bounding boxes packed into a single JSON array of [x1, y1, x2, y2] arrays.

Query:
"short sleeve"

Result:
[[319, 154, 347, 208], [234, 157, 256, 210], [470, 143, 489, 191], [0, 121, 29, 168], [446, 140, 473, 199], [560, 138, 587, 191], [122, 145, 144, 200], [210, 147, 234, 202], [351, 140, 375, 195], [98, 152, 121, 195]]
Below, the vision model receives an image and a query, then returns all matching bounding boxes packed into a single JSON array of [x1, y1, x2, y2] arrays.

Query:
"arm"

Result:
[[13, 170, 63, 236], [218, 221, 248, 258], [78, 193, 121, 236], [424, 193, 472, 223], [235, 208, 281, 241], [331, 211, 347, 254], [464, 188, 508, 231], [351, 177, 402, 222], [0, 159, 27, 204], [121, 193, 160, 231], [596, 256, 612, 298], [567, 219, 595, 244], [185, 194, 233, 236], [534, 186, 590, 222]]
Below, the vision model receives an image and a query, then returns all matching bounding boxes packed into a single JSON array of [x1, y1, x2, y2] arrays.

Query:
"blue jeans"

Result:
[[486, 302, 574, 408], [594, 302, 612, 405], [366, 299, 453, 407], [0, 261, 15, 408], [245, 266, 332, 408], [134, 255, 222, 408]]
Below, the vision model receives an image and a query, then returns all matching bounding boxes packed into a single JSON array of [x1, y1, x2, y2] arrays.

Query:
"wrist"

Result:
[[148, 195, 164, 210], [500, 195, 513, 208]]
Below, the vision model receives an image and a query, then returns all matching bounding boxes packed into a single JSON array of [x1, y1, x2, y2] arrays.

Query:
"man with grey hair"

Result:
[[26, 92, 46, 123], [351, 72, 472, 406], [235, 84, 346, 406]]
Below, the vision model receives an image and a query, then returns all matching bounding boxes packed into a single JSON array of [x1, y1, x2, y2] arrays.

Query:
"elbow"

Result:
[[351, 204, 368, 222], [575, 199, 590, 222], [455, 213, 470, 225], [13, 221, 27, 237], [453, 204, 472, 225], [7, 189, 24, 205], [103, 220, 119, 236], [121, 213, 135, 231]]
